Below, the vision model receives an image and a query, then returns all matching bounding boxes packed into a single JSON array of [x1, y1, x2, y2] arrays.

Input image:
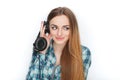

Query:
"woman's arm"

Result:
[[81, 46, 91, 80]]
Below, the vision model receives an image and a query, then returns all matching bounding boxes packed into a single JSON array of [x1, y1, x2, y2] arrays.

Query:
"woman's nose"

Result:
[[57, 29, 62, 36]]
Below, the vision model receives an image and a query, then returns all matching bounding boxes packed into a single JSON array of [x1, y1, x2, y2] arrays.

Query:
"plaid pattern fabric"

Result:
[[26, 41, 91, 80]]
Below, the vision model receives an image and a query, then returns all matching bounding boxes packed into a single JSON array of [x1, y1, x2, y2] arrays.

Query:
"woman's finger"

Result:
[[40, 21, 45, 37]]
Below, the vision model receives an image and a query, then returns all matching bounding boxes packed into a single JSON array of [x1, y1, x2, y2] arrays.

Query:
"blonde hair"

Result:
[[47, 7, 84, 80]]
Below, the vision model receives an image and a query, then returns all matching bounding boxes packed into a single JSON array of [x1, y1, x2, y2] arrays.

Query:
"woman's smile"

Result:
[[55, 37, 64, 40]]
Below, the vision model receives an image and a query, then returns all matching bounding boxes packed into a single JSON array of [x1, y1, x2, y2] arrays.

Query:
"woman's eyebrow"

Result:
[[50, 24, 70, 27], [50, 24, 58, 27], [63, 25, 70, 27]]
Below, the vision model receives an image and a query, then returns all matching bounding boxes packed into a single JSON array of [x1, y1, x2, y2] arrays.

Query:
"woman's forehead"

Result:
[[50, 15, 70, 26]]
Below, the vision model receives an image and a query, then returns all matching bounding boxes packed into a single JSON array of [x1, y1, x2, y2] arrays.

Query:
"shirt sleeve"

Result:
[[82, 46, 91, 80], [26, 51, 46, 80]]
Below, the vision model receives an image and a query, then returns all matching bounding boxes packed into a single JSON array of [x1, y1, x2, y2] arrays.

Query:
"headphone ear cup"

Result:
[[34, 37, 47, 51]]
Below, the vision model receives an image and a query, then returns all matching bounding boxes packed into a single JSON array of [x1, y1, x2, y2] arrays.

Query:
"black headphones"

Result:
[[33, 21, 50, 51]]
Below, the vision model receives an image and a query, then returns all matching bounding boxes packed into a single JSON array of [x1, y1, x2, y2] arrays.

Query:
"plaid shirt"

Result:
[[26, 41, 91, 80]]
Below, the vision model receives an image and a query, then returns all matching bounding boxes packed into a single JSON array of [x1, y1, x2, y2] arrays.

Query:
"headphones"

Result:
[[33, 21, 50, 51]]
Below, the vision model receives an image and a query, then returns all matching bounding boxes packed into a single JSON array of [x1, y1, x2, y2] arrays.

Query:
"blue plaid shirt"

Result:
[[26, 41, 91, 80]]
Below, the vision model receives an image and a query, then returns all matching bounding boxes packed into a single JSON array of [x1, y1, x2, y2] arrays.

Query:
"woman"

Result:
[[26, 7, 91, 80]]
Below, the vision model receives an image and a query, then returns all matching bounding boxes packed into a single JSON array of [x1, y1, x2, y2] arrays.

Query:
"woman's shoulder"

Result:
[[81, 45, 91, 56], [81, 45, 91, 67], [81, 45, 91, 78]]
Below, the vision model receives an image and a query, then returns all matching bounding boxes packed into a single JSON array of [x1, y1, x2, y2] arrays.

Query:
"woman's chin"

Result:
[[52, 37, 68, 45], [54, 41, 64, 45], [54, 39, 67, 45]]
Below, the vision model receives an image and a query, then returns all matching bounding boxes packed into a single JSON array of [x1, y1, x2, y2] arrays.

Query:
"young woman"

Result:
[[26, 7, 91, 80]]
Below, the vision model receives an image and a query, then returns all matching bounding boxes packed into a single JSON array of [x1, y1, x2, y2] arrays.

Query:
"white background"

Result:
[[0, 0, 120, 80]]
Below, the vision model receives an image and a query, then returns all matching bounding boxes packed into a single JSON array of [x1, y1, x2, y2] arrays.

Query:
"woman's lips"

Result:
[[55, 37, 64, 40]]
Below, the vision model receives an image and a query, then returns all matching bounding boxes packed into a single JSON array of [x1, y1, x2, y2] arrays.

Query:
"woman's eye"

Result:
[[51, 26, 57, 30], [63, 26, 70, 30]]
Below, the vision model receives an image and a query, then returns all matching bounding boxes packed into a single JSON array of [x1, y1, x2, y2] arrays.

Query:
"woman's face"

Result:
[[49, 15, 70, 45]]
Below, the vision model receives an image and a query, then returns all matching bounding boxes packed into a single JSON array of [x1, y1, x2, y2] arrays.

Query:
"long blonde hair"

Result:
[[47, 7, 84, 80]]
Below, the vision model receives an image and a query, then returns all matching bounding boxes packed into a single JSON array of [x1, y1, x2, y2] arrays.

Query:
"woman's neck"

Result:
[[53, 42, 66, 66], [53, 42, 66, 54]]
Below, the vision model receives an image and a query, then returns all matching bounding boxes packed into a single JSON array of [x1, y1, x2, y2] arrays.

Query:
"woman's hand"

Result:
[[39, 21, 51, 54]]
